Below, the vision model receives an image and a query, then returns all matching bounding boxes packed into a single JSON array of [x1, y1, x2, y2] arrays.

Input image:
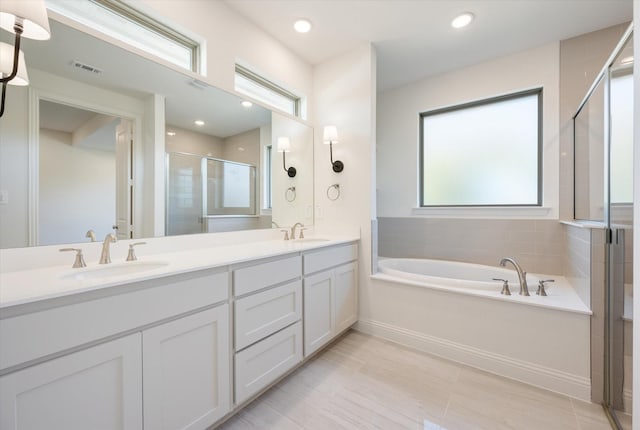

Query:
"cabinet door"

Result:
[[143, 306, 230, 430], [334, 262, 358, 334], [303, 270, 334, 356], [0, 333, 142, 430]]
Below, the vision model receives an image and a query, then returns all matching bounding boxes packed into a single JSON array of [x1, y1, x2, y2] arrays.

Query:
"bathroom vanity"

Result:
[[0, 237, 358, 430]]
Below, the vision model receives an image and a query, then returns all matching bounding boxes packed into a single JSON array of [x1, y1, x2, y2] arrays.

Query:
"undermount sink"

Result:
[[61, 261, 170, 281]]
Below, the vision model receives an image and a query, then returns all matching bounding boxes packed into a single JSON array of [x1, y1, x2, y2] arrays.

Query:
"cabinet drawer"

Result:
[[235, 321, 302, 404], [0, 270, 229, 372], [303, 244, 357, 275], [235, 281, 302, 351], [233, 255, 301, 297]]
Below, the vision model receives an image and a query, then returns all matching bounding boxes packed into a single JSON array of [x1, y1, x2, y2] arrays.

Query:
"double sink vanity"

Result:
[[0, 235, 359, 429]]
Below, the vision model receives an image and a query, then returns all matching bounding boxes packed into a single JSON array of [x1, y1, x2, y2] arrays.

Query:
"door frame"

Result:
[[28, 87, 143, 246]]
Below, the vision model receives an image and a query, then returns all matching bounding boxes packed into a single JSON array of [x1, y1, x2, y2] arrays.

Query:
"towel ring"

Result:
[[285, 186, 296, 202], [326, 183, 340, 201]]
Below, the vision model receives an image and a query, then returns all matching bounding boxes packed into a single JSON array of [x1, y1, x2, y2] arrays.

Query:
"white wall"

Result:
[[39, 129, 116, 245], [0, 85, 29, 249], [632, 1, 639, 427], [377, 42, 560, 219], [137, 0, 313, 116], [312, 44, 377, 328]]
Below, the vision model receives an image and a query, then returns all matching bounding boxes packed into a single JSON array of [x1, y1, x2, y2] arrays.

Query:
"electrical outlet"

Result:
[[0, 190, 8, 205]]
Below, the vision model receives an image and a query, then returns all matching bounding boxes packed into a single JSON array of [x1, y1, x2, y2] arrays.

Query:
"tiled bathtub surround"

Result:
[[377, 217, 566, 275]]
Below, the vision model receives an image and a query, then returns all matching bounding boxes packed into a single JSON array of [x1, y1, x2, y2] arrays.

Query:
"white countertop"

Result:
[[0, 237, 358, 310]]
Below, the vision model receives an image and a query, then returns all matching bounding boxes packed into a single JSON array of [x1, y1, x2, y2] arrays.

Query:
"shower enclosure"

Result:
[[574, 24, 633, 429], [165, 152, 257, 235]]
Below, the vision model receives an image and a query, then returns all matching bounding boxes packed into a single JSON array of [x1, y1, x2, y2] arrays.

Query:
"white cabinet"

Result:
[[303, 244, 358, 357], [234, 321, 303, 404], [0, 333, 143, 430], [303, 270, 334, 356], [143, 306, 230, 430], [232, 256, 303, 405]]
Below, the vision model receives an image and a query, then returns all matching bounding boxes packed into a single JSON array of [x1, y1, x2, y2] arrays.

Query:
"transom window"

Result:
[[235, 65, 301, 117], [47, 0, 201, 73], [420, 89, 542, 207]]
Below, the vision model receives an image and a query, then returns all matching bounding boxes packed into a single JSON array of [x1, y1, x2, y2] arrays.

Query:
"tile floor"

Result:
[[219, 330, 622, 430]]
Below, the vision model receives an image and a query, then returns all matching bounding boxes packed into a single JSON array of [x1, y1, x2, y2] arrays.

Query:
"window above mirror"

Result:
[[47, 0, 201, 73]]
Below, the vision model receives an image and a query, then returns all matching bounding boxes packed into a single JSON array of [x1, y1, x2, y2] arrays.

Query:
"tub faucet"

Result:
[[499, 257, 529, 296], [99, 233, 117, 264]]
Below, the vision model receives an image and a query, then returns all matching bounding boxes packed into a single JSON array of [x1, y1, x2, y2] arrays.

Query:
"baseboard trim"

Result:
[[354, 318, 591, 401]]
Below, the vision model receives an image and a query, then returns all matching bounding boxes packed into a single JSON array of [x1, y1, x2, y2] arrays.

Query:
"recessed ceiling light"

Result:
[[294, 19, 312, 33], [241, 100, 253, 107], [451, 12, 474, 29], [621, 56, 634, 65], [167, 131, 176, 137], [194, 120, 205, 126]]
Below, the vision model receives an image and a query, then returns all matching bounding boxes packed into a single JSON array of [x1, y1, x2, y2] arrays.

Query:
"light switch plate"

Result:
[[0, 190, 8, 205]]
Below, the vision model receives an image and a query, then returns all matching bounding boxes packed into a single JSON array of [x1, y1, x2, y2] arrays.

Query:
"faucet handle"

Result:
[[492, 278, 511, 296], [280, 230, 290, 241], [59, 248, 87, 268], [299, 228, 307, 239], [126, 242, 147, 261], [537, 279, 554, 296]]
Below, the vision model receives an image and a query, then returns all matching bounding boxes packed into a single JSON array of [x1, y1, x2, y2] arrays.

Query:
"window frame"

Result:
[[235, 64, 301, 117], [418, 88, 543, 208]]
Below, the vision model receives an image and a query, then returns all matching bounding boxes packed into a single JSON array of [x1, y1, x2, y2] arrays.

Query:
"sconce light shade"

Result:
[[0, 42, 28, 86], [0, 0, 51, 40], [276, 137, 291, 153], [276, 137, 296, 177], [323, 125, 339, 144], [323, 125, 344, 173]]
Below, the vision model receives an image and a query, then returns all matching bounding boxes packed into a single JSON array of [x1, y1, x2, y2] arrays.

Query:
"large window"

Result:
[[420, 89, 542, 207]]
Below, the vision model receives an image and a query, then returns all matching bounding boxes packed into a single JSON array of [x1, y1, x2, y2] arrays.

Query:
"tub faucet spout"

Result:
[[499, 257, 529, 296]]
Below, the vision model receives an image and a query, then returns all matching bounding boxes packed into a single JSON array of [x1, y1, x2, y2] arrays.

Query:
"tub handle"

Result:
[[537, 279, 554, 296], [492, 278, 511, 296]]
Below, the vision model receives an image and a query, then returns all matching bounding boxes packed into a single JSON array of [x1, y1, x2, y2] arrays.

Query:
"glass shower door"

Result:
[[166, 153, 204, 235], [606, 30, 633, 430]]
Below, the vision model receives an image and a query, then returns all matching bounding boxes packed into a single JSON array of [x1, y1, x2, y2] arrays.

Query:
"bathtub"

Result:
[[364, 257, 593, 400], [376, 258, 590, 315]]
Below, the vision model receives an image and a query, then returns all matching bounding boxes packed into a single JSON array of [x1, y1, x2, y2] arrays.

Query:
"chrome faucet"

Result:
[[499, 257, 529, 296], [99, 233, 117, 264], [290, 222, 304, 240], [85, 229, 96, 242]]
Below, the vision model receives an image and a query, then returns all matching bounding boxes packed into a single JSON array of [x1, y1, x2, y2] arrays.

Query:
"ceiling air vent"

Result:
[[71, 60, 103, 75]]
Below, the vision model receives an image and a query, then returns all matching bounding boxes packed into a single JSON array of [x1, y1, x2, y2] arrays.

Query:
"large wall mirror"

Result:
[[0, 18, 314, 249]]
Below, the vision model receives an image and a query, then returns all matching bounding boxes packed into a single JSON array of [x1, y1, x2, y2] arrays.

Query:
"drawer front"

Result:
[[235, 281, 302, 351], [234, 321, 302, 404], [303, 243, 358, 275], [233, 255, 301, 297], [0, 270, 229, 372]]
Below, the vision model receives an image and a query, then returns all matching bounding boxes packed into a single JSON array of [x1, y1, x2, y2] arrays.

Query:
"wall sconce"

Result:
[[0, 0, 51, 118], [323, 125, 343, 172], [277, 137, 296, 178]]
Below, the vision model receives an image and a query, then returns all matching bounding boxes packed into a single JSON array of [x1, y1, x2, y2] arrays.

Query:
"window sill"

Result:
[[411, 206, 552, 219]]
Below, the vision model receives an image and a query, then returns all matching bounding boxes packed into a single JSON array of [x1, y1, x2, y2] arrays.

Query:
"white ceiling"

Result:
[[224, 0, 633, 91]]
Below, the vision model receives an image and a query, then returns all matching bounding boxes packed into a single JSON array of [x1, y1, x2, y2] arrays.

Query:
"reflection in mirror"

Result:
[[0, 18, 314, 249], [609, 32, 633, 225], [271, 112, 314, 229], [574, 76, 605, 221]]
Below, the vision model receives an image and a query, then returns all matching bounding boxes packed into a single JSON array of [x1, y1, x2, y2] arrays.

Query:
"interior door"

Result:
[[115, 119, 133, 239]]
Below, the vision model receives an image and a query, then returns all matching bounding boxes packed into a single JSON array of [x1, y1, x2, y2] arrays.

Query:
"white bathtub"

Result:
[[376, 258, 590, 315], [364, 257, 593, 400]]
